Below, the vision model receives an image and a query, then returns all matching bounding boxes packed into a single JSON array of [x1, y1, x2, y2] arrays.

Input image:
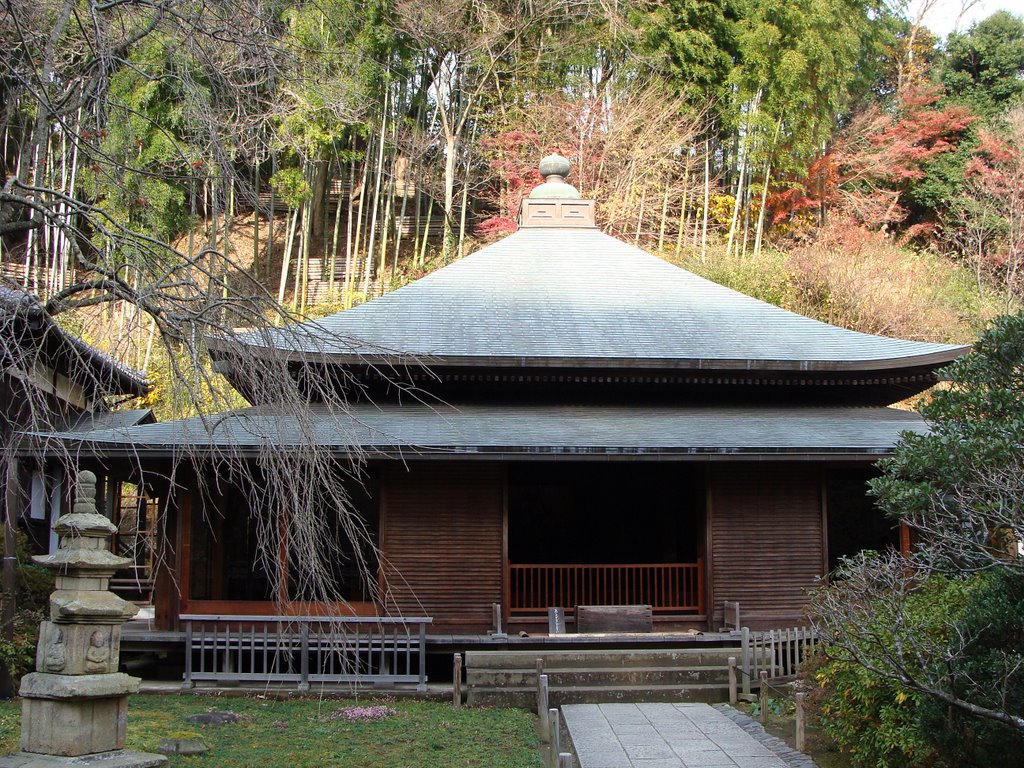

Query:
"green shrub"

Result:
[[815, 658, 940, 768], [668, 245, 798, 309], [812, 573, 978, 768], [917, 568, 1024, 767]]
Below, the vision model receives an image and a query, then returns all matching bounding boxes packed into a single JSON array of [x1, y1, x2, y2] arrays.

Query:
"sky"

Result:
[[916, 0, 1024, 39]]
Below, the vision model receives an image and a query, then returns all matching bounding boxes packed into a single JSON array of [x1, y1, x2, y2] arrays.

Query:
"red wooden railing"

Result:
[[509, 561, 704, 616]]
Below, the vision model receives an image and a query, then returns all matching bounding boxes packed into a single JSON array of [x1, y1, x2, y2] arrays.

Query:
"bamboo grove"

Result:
[[2, 0, 1023, 356]]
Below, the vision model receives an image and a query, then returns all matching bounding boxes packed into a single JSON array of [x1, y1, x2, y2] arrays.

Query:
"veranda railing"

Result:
[[508, 562, 703, 616], [180, 614, 431, 691]]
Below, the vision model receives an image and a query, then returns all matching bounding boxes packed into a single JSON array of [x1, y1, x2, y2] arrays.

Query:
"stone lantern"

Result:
[[0, 471, 166, 767]]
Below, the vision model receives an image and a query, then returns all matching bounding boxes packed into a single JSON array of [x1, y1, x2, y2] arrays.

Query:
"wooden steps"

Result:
[[465, 648, 735, 707]]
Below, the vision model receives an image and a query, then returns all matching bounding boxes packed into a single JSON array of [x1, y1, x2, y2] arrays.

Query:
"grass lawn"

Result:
[[0, 694, 543, 768]]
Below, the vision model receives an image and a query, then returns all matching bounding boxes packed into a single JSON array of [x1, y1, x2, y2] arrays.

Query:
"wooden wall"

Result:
[[707, 465, 824, 629], [380, 463, 505, 632]]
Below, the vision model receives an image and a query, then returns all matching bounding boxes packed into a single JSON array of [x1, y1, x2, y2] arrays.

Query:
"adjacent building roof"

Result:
[[230, 227, 966, 374], [1, 285, 150, 400], [38, 402, 926, 460]]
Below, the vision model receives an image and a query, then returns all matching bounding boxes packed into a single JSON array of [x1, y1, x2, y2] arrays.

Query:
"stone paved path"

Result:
[[561, 703, 792, 768]]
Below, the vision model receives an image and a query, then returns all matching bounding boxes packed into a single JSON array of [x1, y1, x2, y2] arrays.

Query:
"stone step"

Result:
[[466, 682, 730, 708], [464, 648, 738, 670], [467, 665, 729, 688]]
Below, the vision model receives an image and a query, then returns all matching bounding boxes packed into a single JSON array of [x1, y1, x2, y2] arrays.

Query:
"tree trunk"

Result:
[[753, 159, 772, 257], [266, 153, 276, 277], [701, 141, 710, 262], [634, 190, 646, 244], [393, 156, 411, 278], [252, 164, 260, 278], [726, 145, 748, 257], [310, 159, 330, 241], [378, 150, 396, 288], [676, 161, 690, 254], [328, 151, 345, 298], [419, 197, 434, 266], [442, 132, 458, 261], [365, 100, 389, 295], [457, 122, 477, 260]]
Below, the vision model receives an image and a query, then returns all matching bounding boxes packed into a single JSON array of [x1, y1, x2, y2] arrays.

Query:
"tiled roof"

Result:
[[38, 402, 926, 458], [0, 285, 150, 397], [236, 228, 967, 372]]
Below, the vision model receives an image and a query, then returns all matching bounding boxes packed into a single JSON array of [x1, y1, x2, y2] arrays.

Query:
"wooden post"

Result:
[[727, 656, 737, 705], [298, 621, 310, 692], [548, 708, 560, 768], [558, 754, 573, 768], [759, 671, 768, 726], [741, 627, 751, 696], [795, 692, 806, 752], [452, 653, 462, 707], [417, 621, 427, 692], [182, 620, 194, 690], [538, 674, 550, 740], [492, 602, 504, 636]]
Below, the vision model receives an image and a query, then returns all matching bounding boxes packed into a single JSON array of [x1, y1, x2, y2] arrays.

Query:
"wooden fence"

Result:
[[180, 614, 431, 691], [738, 625, 820, 695]]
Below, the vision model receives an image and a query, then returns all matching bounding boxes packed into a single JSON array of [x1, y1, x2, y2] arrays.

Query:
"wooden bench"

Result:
[[575, 605, 653, 633]]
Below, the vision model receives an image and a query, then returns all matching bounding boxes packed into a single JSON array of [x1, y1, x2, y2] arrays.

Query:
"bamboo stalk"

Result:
[[277, 207, 299, 307], [676, 160, 690, 254], [419, 197, 434, 266], [700, 140, 710, 261], [364, 93, 389, 297], [456, 121, 477, 260], [657, 181, 670, 252], [378, 127, 397, 286], [328, 149, 344, 298]]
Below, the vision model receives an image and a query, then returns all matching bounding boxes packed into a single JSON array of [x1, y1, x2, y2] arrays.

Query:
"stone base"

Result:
[[19, 697, 128, 755], [0, 750, 167, 767]]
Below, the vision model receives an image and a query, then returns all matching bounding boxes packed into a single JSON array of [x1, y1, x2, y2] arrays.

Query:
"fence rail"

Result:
[[509, 561, 703, 616], [180, 614, 431, 691]]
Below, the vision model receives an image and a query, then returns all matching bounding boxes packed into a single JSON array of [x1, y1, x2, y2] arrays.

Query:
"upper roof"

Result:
[[232, 227, 966, 374], [0, 285, 150, 400]]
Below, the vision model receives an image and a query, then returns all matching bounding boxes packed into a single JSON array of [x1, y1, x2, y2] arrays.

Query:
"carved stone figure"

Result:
[[42, 626, 66, 673], [84, 630, 111, 673]]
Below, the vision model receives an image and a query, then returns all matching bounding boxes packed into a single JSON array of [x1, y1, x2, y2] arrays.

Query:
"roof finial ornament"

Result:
[[529, 153, 582, 200], [539, 153, 571, 184]]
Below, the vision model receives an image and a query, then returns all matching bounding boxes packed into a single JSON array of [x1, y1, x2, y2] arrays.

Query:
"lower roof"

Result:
[[35, 403, 927, 461]]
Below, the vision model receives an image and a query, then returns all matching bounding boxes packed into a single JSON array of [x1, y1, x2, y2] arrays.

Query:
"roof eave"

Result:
[[23, 437, 900, 462], [224, 345, 971, 374]]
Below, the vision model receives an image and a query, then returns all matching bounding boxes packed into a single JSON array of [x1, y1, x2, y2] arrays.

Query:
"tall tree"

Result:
[[941, 11, 1024, 117]]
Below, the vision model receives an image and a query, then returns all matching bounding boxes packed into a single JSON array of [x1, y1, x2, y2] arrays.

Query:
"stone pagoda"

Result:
[[1, 471, 166, 768]]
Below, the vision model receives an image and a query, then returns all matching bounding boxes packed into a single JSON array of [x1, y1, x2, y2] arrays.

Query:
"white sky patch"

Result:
[[911, 0, 1024, 39]]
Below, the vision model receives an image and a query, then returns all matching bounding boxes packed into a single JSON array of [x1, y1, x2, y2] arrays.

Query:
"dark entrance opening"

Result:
[[187, 468, 379, 608], [826, 467, 899, 571], [508, 463, 705, 614]]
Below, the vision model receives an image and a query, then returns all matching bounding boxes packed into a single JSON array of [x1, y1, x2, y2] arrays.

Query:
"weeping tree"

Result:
[[0, 0, 412, 696]]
